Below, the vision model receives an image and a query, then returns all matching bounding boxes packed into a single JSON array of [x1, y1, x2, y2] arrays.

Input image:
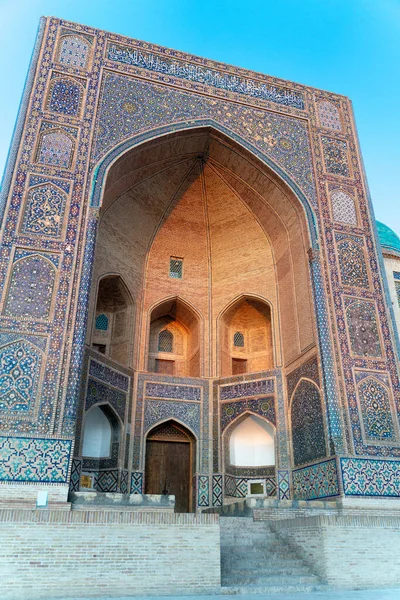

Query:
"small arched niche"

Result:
[[229, 414, 275, 467], [148, 298, 200, 377], [91, 275, 133, 367], [82, 405, 114, 458], [220, 297, 273, 376]]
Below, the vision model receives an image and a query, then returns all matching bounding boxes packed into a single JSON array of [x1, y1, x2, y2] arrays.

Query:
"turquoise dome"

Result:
[[376, 221, 400, 254]]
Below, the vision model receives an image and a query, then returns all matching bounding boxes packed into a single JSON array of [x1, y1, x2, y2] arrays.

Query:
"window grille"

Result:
[[95, 313, 109, 331], [158, 329, 173, 352], [169, 257, 183, 279], [233, 331, 245, 347]]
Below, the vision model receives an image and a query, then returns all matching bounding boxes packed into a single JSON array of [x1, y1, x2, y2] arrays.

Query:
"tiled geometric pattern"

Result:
[[340, 457, 400, 497], [331, 189, 357, 225], [224, 474, 276, 498], [48, 78, 83, 116], [293, 458, 339, 500], [345, 299, 382, 358], [37, 130, 74, 168], [0, 436, 72, 483], [317, 100, 342, 131], [3, 253, 57, 319], [394, 271, 400, 281], [21, 184, 67, 238], [107, 43, 305, 110], [95, 469, 118, 492], [198, 475, 209, 507], [287, 357, 319, 400], [131, 471, 143, 494], [58, 35, 91, 68], [395, 281, 400, 308], [0, 340, 42, 412], [145, 382, 201, 401], [337, 235, 369, 288], [120, 469, 128, 494], [277, 469, 290, 500], [89, 359, 129, 391], [92, 74, 317, 207], [358, 377, 395, 441], [144, 400, 200, 436], [85, 377, 126, 421], [221, 396, 275, 431], [220, 379, 274, 400], [69, 458, 81, 492], [291, 380, 326, 467], [212, 474, 223, 506], [321, 136, 349, 177]]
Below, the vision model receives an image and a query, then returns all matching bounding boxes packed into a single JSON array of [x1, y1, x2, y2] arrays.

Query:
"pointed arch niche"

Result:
[[91, 275, 134, 367], [147, 298, 201, 377], [220, 296, 273, 376], [90, 126, 317, 377]]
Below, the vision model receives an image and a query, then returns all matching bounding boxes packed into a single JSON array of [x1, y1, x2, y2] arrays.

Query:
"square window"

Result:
[[169, 257, 183, 279]]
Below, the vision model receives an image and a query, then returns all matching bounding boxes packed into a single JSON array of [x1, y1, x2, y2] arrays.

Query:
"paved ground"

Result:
[[54, 590, 400, 600]]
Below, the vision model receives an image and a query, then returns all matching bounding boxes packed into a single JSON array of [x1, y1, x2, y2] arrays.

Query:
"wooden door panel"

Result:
[[145, 440, 190, 512]]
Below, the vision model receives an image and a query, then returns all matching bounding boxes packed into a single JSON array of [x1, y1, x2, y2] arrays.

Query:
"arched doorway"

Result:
[[145, 420, 195, 512]]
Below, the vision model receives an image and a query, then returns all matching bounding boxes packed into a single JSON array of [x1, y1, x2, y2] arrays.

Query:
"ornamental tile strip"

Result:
[[107, 43, 305, 110], [220, 378, 274, 400]]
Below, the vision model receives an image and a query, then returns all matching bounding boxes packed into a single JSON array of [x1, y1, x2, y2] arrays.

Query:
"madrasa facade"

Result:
[[1, 16, 400, 513]]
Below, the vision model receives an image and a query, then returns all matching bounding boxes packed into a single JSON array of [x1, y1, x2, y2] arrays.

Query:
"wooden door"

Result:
[[145, 422, 193, 513]]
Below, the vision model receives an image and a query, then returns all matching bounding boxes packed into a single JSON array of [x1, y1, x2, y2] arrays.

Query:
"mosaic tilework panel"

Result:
[[358, 377, 395, 441], [0, 340, 42, 413], [277, 469, 290, 500], [395, 281, 400, 308], [89, 359, 130, 391], [292, 458, 340, 500], [144, 399, 200, 436], [220, 379, 274, 400], [3, 252, 57, 319], [131, 471, 143, 494], [394, 272, 400, 281], [221, 396, 275, 431], [92, 74, 317, 206], [145, 382, 201, 401], [37, 130, 74, 168], [291, 380, 327, 467], [47, 77, 83, 117], [321, 136, 349, 177], [345, 299, 382, 358], [21, 183, 68, 238], [225, 465, 275, 477], [224, 475, 276, 498], [287, 357, 319, 400], [340, 457, 400, 497], [69, 458, 81, 492], [58, 34, 91, 68], [212, 474, 223, 506], [0, 436, 72, 483], [120, 469, 128, 494], [317, 100, 342, 131], [331, 189, 357, 225], [198, 475, 209, 507], [85, 377, 126, 421], [107, 43, 305, 109], [95, 469, 118, 492], [336, 235, 369, 288]]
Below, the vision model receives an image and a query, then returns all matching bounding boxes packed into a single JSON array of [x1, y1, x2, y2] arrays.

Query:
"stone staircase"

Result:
[[220, 517, 328, 594]]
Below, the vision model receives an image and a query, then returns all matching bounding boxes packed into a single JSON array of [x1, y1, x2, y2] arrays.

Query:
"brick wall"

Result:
[[273, 514, 400, 588], [0, 510, 220, 600]]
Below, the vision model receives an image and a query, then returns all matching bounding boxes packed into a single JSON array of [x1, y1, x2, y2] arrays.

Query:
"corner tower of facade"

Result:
[[1, 16, 400, 508]]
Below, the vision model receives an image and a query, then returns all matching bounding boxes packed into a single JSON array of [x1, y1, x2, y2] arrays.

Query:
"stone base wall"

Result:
[[272, 514, 400, 588], [0, 483, 69, 503], [0, 510, 220, 600]]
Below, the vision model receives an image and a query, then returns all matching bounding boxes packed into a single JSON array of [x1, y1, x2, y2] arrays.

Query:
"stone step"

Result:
[[223, 572, 320, 585], [221, 583, 329, 594], [222, 559, 312, 574]]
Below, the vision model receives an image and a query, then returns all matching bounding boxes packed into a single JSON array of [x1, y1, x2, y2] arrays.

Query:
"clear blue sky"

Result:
[[1, 0, 399, 234]]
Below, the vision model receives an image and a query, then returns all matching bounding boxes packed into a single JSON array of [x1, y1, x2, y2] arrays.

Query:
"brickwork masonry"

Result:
[[271, 514, 400, 589], [0, 510, 220, 600]]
